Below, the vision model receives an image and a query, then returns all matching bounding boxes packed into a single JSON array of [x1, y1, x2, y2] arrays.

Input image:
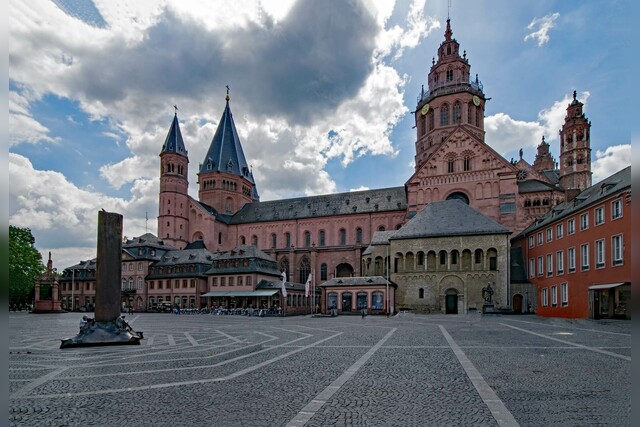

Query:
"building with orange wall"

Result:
[[513, 167, 631, 318]]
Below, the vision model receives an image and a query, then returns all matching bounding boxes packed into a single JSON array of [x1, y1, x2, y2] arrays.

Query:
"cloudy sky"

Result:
[[9, 0, 633, 269]]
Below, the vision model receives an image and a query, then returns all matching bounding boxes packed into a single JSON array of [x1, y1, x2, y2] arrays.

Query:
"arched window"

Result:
[[251, 235, 258, 247], [468, 104, 473, 124], [474, 249, 483, 264], [320, 263, 328, 281], [240, 235, 246, 245], [271, 233, 277, 248], [447, 159, 454, 173], [285, 232, 291, 248], [419, 288, 425, 299], [356, 227, 363, 244], [299, 257, 311, 284], [428, 110, 434, 131], [447, 192, 469, 204], [128, 278, 134, 289], [453, 102, 462, 124], [463, 156, 470, 171], [279, 257, 290, 280], [319, 230, 326, 246], [378, 225, 386, 231], [439, 250, 447, 265], [446, 68, 453, 80], [304, 231, 311, 247], [417, 252, 425, 266], [339, 229, 346, 245], [476, 108, 481, 127], [440, 104, 450, 126], [420, 116, 426, 135], [218, 232, 222, 245]]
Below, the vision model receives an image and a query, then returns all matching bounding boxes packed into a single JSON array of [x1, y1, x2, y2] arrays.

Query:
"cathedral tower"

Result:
[[158, 110, 190, 249], [414, 18, 486, 170], [532, 136, 556, 173], [197, 91, 258, 215], [559, 91, 592, 192]]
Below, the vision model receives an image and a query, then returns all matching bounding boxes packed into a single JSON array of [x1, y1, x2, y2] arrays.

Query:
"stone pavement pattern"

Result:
[[9, 312, 631, 426]]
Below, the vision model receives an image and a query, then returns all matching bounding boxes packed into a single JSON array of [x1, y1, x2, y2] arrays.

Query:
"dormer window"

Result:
[[227, 159, 233, 171]]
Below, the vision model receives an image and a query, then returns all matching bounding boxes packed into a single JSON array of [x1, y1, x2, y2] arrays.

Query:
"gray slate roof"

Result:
[[199, 100, 258, 198], [517, 178, 559, 193], [154, 247, 217, 266], [320, 276, 394, 287], [391, 199, 510, 239], [518, 166, 630, 236], [205, 245, 280, 275], [230, 186, 407, 224], [541, 169, 560, 185], [160, 114, 188, 157], [123, 233, 174, 251], [256, 279, 306, 292]]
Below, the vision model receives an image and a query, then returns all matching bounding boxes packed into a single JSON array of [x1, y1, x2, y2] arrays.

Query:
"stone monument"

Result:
[[60, 210, 143, 348], [32, 252, 64, 313], [481, 282, 498, 314]]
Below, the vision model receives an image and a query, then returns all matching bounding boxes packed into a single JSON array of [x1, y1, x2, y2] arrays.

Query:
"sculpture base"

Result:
[[60, 320, 142, 349], [482, 304, 499, 314]]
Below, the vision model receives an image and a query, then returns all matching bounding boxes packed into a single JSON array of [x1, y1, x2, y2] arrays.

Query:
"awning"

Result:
[[588, 283, 626, 290], [200, 290, 279, 297]]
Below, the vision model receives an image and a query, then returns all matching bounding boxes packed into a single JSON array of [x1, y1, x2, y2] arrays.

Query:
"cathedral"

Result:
[[60, 19, 594, 315], [154, 19, 590, 311]]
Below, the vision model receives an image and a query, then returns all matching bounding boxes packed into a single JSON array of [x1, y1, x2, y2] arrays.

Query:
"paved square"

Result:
[[9, 312, 630, 426]]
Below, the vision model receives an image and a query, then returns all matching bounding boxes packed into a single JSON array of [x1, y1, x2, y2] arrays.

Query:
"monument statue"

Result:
[[60, 210, 143, 348], [482, 283, 494, 304]]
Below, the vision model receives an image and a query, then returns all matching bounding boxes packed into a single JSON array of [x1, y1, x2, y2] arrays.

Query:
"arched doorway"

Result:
[[512, 294, 523, 313], [335, 263, 354, 277], [445, 288, 458, 314]]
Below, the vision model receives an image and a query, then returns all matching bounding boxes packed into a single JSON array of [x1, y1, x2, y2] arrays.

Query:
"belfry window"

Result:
[[447, 159, 454, 173], [446, 69, 453, 81], [440, 105, 449, 126], [463, 156, 470, 171], [428, 111, 434, 131], [453, 102, 461, 124]]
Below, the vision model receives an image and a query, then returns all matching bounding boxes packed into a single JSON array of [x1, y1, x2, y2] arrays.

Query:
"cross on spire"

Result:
[[173, 104, 178, 115]]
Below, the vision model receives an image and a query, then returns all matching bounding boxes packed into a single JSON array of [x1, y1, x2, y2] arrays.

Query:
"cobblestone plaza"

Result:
[[9, 312, 630, 426]]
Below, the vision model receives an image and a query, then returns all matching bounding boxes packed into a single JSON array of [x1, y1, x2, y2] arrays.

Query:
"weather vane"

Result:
[[225, 85, 230, 101], [173, 104, 178, 115]]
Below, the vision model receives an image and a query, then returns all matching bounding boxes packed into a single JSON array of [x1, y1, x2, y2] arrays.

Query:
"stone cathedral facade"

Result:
[[61, 19, 591, 314]]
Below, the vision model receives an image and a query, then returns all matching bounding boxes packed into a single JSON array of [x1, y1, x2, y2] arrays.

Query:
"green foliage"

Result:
[[9, 225, 44, 305]]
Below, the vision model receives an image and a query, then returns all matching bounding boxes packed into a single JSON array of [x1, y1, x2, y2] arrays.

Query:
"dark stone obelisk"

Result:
[[94, 210, 123, 322], [60, 210, 142, 348]]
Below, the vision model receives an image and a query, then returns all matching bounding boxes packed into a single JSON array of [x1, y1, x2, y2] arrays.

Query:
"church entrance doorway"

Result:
[[341, 293, 352, 313], [445, 289, 458, 314], [512, 294, 523, 313]]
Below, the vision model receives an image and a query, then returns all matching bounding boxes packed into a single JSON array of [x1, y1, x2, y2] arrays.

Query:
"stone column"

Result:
[[94, 210, 123, 322]]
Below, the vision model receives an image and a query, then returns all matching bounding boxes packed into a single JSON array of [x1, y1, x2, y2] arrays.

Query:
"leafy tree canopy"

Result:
[[9, 225, 44, 305]]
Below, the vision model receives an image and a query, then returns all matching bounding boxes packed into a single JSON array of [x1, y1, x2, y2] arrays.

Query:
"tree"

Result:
[[9, 226, 44, 306]]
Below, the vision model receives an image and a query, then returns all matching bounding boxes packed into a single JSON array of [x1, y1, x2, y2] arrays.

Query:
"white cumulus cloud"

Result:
[[524, 12, 560, 46], [591, 144, 631, 184]]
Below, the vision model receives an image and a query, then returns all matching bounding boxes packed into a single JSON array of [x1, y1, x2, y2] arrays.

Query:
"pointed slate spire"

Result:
[[160, 109, 188, 157], [199, 95, 255, 186]]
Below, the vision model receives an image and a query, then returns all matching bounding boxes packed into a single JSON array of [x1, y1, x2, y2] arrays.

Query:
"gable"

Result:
[[408, 127, 516, 184], [514, 159, 553, 184]]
